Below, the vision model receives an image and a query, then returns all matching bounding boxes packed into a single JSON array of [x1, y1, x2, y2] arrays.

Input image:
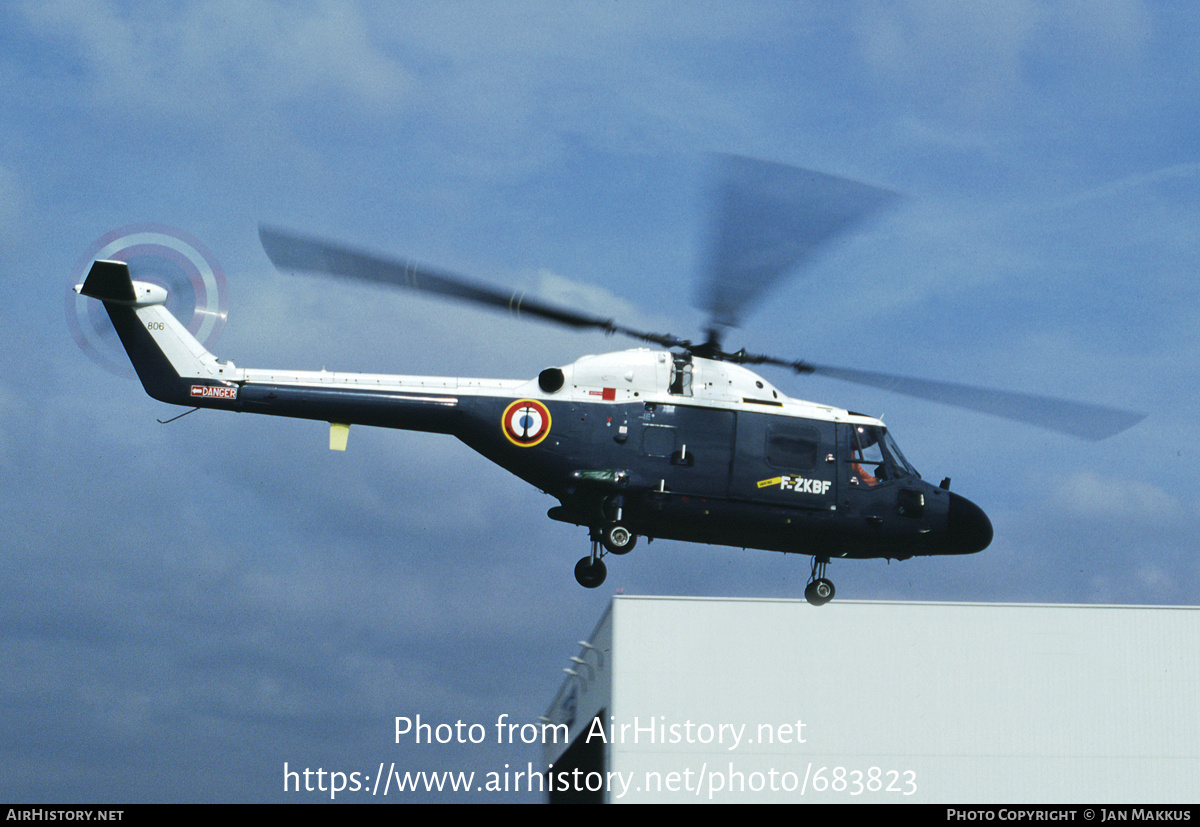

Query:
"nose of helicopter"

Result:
[[945, 491, 993, 554]]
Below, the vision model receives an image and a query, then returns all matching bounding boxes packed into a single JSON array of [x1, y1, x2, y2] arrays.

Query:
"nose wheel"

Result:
[[805, 556, 835, 606]]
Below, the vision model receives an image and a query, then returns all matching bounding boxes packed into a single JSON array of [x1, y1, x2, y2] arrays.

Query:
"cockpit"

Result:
[[848, 424, 918, 487]]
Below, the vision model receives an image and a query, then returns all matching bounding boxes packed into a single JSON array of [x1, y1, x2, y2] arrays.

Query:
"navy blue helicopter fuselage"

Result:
[[77, 260, 993, 573]]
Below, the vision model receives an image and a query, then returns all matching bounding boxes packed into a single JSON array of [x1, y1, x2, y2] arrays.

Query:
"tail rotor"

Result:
[[67, 224, 229, 377]]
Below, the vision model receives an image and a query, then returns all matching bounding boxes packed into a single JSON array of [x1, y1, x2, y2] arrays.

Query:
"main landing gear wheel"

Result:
[[805, 556, 835, 606], [574, 556, 607, 589], [601, 523, 636, 555], [804, 578, 835, 606], [576, 523, 634, 588]]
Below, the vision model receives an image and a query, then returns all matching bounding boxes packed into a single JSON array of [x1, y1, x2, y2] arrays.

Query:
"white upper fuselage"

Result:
[[231, 347, 883, 429], [96, 278, 883, 431]]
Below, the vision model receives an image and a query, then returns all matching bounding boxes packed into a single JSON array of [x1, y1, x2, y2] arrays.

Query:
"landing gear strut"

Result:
[[575, 523, 636, 588], [805, 556, 835, 606], [574, 530, 608, 589]]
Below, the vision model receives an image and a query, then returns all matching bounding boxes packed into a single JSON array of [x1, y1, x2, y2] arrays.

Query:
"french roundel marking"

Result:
[[502, 399, 552, 447]]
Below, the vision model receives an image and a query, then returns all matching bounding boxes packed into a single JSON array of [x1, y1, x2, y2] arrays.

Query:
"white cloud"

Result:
[[1050, 470, 1181, 522], [17, 0, 413, 120], [532, 268, 661, 330], [856, 1, 1039, 101], [855, 0, 1153, 127], [1045, 162, 1200, 213]]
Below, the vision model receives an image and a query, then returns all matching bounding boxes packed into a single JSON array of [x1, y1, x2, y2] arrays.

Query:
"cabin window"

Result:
[[642, 424, 677, 457], [766, 425, 820, 471]]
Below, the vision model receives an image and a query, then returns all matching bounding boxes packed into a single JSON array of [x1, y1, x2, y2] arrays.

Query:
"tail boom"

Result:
[[74, 259, 504, 435]]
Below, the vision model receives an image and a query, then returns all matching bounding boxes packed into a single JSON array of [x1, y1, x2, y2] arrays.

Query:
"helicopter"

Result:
[[74, 157, 1144, 605]]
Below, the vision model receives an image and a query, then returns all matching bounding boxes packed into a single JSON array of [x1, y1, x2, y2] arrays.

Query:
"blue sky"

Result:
[[2, 1, 1198, 803]]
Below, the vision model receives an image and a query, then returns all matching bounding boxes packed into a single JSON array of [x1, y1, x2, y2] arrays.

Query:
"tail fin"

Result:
[[76, 260, 238, 404]]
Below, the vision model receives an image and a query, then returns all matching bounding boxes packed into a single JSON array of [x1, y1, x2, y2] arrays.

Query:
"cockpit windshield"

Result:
[[848, 424, 918, 486]]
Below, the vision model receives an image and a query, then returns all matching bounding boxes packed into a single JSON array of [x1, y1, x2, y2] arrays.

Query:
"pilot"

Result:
[[850, 426, 878, 487], [851, 459, 877, 487]]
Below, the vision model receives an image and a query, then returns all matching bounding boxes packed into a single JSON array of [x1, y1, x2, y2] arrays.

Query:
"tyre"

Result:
[[601, 524, 636, 555], [574, 556, 607, 588]]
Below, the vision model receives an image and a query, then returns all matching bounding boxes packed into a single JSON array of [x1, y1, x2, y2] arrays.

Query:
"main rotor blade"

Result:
[[725, 350, 1142, 440], [799, 362, 1144, 441], [259, 226, 694, 349], [698, 155, 898, 330]]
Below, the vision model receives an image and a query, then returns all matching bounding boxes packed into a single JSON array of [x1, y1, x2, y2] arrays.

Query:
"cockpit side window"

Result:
[[848, 425, 882, 486], [847, 424, 916, 486]]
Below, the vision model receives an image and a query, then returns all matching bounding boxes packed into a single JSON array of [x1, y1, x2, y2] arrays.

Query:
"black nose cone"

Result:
[[946, 492, 993, 554]]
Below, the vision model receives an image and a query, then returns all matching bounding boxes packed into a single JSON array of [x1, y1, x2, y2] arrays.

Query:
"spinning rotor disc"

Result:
[[258, 156, 1144, 442], [68, 224, 229, 377]]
